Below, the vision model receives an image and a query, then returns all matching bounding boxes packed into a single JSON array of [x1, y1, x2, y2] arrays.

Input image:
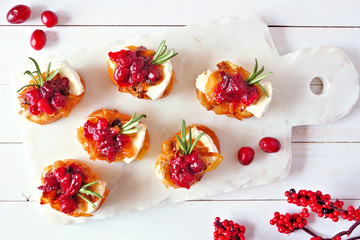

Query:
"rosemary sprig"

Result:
[[245, 58, 272, 97], [120, 112, 146, 135], [176, 120, 205, 156], [151, 40, 178, 65], [17, 57, 60, 92], [76, 181, 102, 209]]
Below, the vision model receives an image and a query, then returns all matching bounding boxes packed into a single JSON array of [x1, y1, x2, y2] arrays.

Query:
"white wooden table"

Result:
[[1, 1, 360, 239]]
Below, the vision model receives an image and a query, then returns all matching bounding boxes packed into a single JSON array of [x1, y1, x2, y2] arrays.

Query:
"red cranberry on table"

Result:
[[237, 146, 255, 166], [6, 5, 31, 24], [41, 10, 58, 28], [30, 29, 46, 50], [259, 137, 281, 153]]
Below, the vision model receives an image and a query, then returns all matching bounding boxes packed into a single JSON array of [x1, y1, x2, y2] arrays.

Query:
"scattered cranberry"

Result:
[[215, 71, 258, 106], [83, 118, 130, 161], [213, 217, 246, 240], [30, 29, 46, 51], [41, 10, 58, 28], [170, 150, 205, 189], [237, 147, 255, 166], [6, 5, 31, 24], [259, 137, 281, 153]]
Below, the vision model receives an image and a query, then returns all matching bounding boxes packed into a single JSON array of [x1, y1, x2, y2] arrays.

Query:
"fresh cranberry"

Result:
[[25, 88, 41, 105], [6, 5, 31, 24], [60, 197, 78, 214], [41, 81, 55, 93], [84, 120, 96, 138], [238, 146, 255, 165], [37, 98, 56, 115], [114, 66, 130, 84], [28, 104, 40, 115], [51, 92, 66, 109], [30, 29, 46, 51], [41, 10, 58, 28], [170, 151, 204, 189], [39, 87, 52, 100], [68, 163, 84, 176], [97, 118, 108, 130], [259, 137, 281, 153], [129, 72, 146, 85]]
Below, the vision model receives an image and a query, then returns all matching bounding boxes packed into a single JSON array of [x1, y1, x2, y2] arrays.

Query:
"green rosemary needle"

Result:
[[121, 112, 146, 135], [17, 57, 60, 92], [151, 40, 178, 65], [176, 120, 205, 156], [245, 58, 272, 97], [76, 181, 103, 209]]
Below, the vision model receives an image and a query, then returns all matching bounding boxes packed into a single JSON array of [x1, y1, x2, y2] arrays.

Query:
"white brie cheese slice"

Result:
[[56, 61, 85, 96], [195, 70, 213, 93], [246, 82, 272, 118], [82, 180, 107, 214], [123, 123, 147, 164], [146, 60, 173, 100], [190, 127, 219, 153]]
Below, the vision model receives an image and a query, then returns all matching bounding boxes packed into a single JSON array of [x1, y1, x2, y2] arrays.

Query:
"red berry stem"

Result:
[[301, 220, 360, 240]]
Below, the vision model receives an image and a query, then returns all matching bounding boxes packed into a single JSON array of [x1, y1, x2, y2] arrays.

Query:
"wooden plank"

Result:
[[1, 27, 360, 86], [1, 143, 360, 201], [1, 0, 360, 26], [1, 200, 360, 240]]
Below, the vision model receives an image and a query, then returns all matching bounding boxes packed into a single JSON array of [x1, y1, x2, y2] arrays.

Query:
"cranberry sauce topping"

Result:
[[24, 75, 70, 115], [38, 163, 86, 214], [214, 71, 259, 106], [108, 47, 161, 87], [170, 150, 205, 189], [83, 118, 130, 161]]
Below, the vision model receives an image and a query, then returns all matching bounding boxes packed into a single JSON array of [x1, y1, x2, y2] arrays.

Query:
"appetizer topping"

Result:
[[170, 120, 207, 189], [238, 146, 255, 166], [196, 59, 273, 120], [30, 30, 46, 51], [108, 40, 177, 88], [39, 162, 103, 214], [6, 5, 31, 24], [18, 58, 70, 116], [41, 10, 58, 28], [215, 59, 272, 105], [259, 137, 281, 153], [83, 113, 146, 162]]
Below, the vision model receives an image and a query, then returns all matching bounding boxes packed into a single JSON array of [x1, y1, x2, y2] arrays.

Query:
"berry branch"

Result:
[[270, 189, 360, 240]]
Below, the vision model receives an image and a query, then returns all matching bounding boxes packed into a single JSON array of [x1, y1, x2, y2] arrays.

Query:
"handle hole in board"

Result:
[[310, 77, 324, 95]]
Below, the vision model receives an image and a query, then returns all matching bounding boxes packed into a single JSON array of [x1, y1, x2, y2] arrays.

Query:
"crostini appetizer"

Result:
[[107, 40, 177, 100], [155, 120, 223, 189], [77, 109, 150, 163], [17, 57, 85, 124], [196, 59, 273, 120], [38, 159, 109, 217]]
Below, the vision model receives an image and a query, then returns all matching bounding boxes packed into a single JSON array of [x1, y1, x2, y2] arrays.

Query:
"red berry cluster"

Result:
[[213, 217, 246, 240], [270, 208, 309, 234], [271, 189, 360, 240], [285, 189, 360, 222]]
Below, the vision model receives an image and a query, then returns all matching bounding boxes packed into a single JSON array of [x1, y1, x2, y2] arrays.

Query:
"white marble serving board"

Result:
[[14, 15, 359, 225]]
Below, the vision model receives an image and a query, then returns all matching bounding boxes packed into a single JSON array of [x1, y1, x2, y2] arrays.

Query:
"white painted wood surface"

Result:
[[1, 1, 360, 239]]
